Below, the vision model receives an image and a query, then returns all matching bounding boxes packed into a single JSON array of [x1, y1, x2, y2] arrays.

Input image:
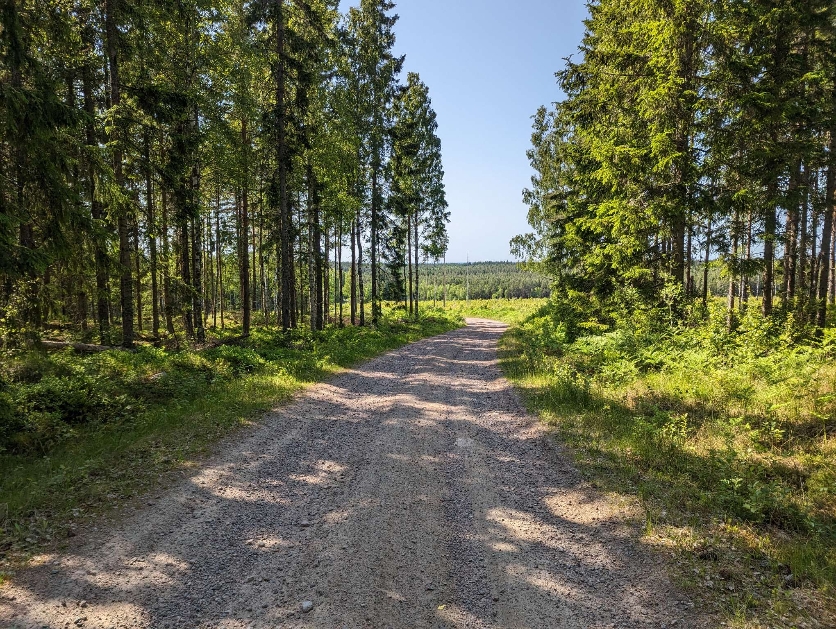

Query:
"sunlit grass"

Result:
[[497, 300, 836, 627], [440, 298, 548, 325]]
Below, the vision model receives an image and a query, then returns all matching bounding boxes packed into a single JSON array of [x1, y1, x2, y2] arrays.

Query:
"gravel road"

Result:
[[0, 319, 705, 629]]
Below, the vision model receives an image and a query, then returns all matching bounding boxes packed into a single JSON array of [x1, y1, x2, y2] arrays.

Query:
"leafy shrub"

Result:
[[0, 391, 23, 453], [208, 345, 266, 376]]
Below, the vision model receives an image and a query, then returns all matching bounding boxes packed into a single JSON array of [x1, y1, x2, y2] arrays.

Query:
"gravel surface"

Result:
[[0, 319, 707, 628]]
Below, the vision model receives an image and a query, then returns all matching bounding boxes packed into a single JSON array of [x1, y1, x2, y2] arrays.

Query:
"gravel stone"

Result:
[[0, 320, 710, 628]]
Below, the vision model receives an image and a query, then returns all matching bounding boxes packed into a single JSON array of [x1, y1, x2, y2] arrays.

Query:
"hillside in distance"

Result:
[[413, 262, 551, 301]]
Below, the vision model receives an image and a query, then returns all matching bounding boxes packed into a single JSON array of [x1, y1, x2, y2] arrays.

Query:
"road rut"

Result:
[[0, 319, 703, 628]]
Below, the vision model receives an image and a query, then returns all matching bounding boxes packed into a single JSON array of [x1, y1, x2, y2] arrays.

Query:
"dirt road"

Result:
[[1, 319, 703, 628]]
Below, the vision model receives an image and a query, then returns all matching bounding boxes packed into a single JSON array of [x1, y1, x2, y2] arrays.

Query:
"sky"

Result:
[[340, 0, 589, 262]]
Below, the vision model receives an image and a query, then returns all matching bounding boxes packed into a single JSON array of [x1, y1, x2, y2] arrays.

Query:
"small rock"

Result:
[[301, 600, 314, 613], [300, 520, 311, 527]]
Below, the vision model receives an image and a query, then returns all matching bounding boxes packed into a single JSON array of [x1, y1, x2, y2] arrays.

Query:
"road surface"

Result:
[[0, 319, 702, 628]]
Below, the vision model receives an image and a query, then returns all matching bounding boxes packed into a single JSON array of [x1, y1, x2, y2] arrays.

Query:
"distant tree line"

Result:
[[0, 0, 449, 348], [515, 0, 836, 330], [414, 262, 551, 302]]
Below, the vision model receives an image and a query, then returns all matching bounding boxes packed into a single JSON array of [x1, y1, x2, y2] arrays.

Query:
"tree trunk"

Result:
[[82, 59, 111, 344], [217, 204, 225, 330], [161, 187, 176, 335], [762, 184, 777, 317], [414, 207, 420, 317], [192, 213, 205, 343], [785, 161, 802, 302], [741, 211, 752, 310], [240, 118, 251, 335], [798, 166, 811, 311], [407, 213, 414, 316], [105, 0, 134, 348], [307, 163, 323, 331], [133, 214, 143, 331], [275, 0, 294, 331], [727, 212, 738, 330], [357, 215, 365, 326], [323, 223, 330, 326], [350, 219, 357, 326], [370, 170, 379, 324], [145, 131, 160, 338], [816, 129, 836, 330]]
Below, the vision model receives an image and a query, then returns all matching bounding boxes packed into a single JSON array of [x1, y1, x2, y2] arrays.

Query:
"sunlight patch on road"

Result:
[[505, 562, 577, 598], [289, 459, 347, 486]]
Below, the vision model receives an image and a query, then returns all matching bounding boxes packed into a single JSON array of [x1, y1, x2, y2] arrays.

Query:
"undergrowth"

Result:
[[0, 310, 460, 571], [500, 294, 836, 628]]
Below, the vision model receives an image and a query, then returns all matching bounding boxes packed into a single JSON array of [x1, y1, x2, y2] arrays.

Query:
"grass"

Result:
[[497, 298, 836, 628], [0, 310, 461, 574], [440, 297, 548, 325]]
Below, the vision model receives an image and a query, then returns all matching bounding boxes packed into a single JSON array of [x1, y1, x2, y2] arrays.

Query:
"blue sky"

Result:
[[340, 0, 589, 262]]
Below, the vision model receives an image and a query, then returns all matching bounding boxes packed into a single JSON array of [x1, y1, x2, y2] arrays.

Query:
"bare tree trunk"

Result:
[[798, 166, 811, 305], [741, 210, 752, 310], [307, 163, 323, 331], [237, 120, 250, 335], [357, 215, 365, 326], [338, 220, 344, 327], [323, 223, 330, 326], [414, 207, 420, 318], [82, 57, 111, 344], [192, 213, 205, 343], [727, 212, 739, 330], [133, 215, 143, 332], [785, 161, 802, 302], [686, 218, 693, 296], [809, 181, 820, 316], [259, 187, 268, 326], [762, 183, 777, 317], [816, 128, 836, 330], [105, 0, 133, 348], [371, 170, 379, 324], [350, 219, 357, 326], [829, 217, 836, 306], [160, 188, 176, 336], [144, 131, 160, 338], [217, 205, 225, 331], [275, 0, 294, 331], [407, 213, 414, 316]]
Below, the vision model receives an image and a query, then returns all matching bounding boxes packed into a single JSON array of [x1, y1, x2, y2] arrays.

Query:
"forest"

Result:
[[516, 0, 836, 332], [0, 0, 459, 563], [0, 0, 449, 348], [409, 261, 551, 302], [509, 0, 836, 623]]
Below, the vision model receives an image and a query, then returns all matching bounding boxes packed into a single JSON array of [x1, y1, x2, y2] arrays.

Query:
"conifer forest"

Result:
[[3, 1, 836, 627], [516, 0, 836, 332], [0, 0, 449, 347]]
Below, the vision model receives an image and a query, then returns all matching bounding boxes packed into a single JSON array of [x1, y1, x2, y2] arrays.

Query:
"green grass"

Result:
[[440, 298, 548, 325], [496, 298, 836, 628], [0, 311, 461, 569]]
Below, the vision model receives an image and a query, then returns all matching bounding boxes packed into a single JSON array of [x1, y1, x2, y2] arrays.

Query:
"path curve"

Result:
[[1, 319, 703, 628]]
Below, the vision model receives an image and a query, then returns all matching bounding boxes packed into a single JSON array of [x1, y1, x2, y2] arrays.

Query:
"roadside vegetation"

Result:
[[496, 296, 835, 628], [509, 0, 836, 625], [442, 298, 547, 325], [0, 310, 460, 578]]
